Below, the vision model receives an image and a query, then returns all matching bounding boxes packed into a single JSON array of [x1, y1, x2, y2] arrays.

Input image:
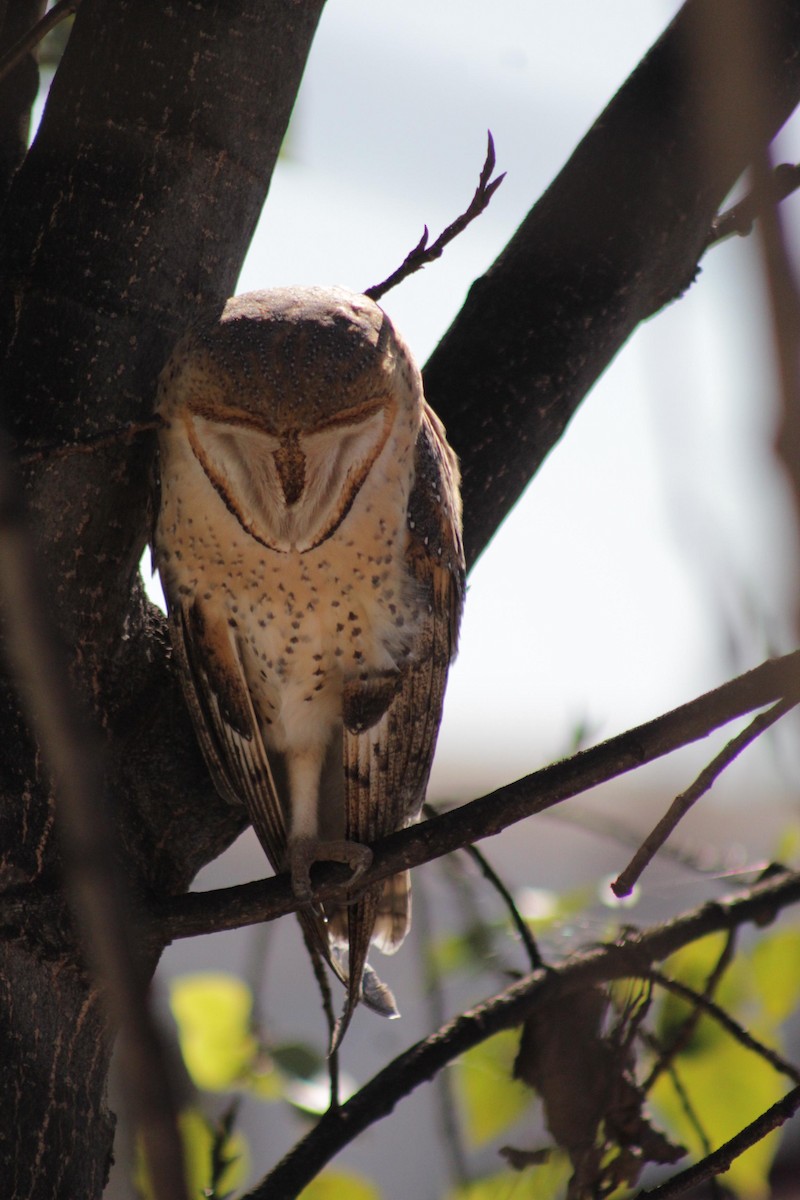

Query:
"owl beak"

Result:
[[273, 433, 306, 507]]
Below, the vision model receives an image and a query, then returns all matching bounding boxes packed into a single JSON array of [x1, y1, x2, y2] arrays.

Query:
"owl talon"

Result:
[[290, 838, 373, 902]]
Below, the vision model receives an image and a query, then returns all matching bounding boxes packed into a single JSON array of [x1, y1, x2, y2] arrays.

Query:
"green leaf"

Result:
[[133, 1106, 248, 1199], [271, 1041, 325, 1081], [447, 1155, 570, 1200], [750, 928, 800, 1023], [170, 973, 258, 1092], [458, 1029, 530, 1147], [773, 824, 800, 865], [652, 1023, 782, 1198], [298, 1168, 381, 1199]]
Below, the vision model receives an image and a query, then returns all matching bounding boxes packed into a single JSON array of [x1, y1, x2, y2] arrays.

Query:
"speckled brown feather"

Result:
[[154, 286, 464, 1046], [334, 405, 464, 1044]]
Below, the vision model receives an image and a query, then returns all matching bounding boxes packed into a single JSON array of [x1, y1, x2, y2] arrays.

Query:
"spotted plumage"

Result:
[[153, 286, 464, 1044]]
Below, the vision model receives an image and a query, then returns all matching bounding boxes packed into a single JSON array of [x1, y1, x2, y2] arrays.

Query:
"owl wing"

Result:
[[168, 596, 288, 865], [169, 595, 346, 988], [336, 404, 465, 1040]]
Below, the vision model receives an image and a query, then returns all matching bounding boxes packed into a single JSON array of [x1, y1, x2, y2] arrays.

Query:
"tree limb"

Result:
[[150, 650, 800, 944]]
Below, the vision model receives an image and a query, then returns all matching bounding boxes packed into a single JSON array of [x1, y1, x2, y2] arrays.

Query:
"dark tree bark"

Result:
[[1, 0, 800, 1196], [0, 0, 46, 203], [0, 2, 324, 1194]]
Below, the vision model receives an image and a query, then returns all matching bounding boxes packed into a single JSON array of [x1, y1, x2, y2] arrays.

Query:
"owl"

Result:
[[153, 286, 464, 1044]]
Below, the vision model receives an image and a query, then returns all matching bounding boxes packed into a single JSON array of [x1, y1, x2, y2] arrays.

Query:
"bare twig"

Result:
[[642, 931, 735, 1093], [0, 0, 78, 83], [751, 144, 800, 637], [635, 1085, 800, 1200], [148, 650, 800, 944], [664, 1062, 715, 1161], [423, 801, 544, 973], [648, 969, 800, 1085], [0, 443, 188, 1200], [461, 842, 544, 972], [412, 872, 470, 1189], [612, 697, 797, 898], [364, 131, 505, 302], [706, 162, 800, 247], [239, 869, 800, 1199]]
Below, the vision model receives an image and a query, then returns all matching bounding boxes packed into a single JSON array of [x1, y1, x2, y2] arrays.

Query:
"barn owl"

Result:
[[153, 286, 464, 1044]]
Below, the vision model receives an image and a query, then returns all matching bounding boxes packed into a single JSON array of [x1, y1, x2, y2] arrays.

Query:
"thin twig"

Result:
[[0, 0, 79, 83], [750, 144, 800, 638], [422, 801, 544, 972], [634, 1085, 800, 1200], [612, 696, 797, 898], [648, 969, 800, 1085], [364, 131, 505, 301], [148, 650, 800, 944], [0, 442, 188, 1200], [239, 869, 800, 1200], [665, 1061, 714, 1160], [412, 871, 471, 1190], [461, 842, 544, 972], [706, 162, 800, 247], [642, 931, 735, 1093]]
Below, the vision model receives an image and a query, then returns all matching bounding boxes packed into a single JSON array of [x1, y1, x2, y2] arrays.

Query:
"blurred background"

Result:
[[57, 0, 800, 1194]]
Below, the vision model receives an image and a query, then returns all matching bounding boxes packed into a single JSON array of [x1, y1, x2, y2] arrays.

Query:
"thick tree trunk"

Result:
[[0, 2, 325, 1195]]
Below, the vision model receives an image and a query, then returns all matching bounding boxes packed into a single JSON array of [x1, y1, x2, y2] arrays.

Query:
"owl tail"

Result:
[[329, 884, 401, 1052]]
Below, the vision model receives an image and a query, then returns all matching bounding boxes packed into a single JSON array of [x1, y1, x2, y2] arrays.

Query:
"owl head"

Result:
[[156, 286, 423, 553]]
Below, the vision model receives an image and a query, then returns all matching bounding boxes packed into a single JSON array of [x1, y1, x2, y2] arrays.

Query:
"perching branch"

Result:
[[242, 868, 800, 1200], [364, 131, 505, 302], [149, 650, 800, 945]]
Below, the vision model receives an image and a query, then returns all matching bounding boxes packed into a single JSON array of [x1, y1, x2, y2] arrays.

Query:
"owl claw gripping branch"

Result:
[[153, 286, 464, 1047]]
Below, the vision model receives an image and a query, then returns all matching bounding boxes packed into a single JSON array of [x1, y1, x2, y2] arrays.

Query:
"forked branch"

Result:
[[364, 131, 505, 301]]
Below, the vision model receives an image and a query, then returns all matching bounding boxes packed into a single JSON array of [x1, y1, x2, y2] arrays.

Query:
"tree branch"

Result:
[[423, 0, 800, 570], [242, 869, 800, 1199], [150, 650, 800, 944], [647, 969, 800, 1086], [636, 1085, 800, 1200], [364, 131, 505, 301]]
